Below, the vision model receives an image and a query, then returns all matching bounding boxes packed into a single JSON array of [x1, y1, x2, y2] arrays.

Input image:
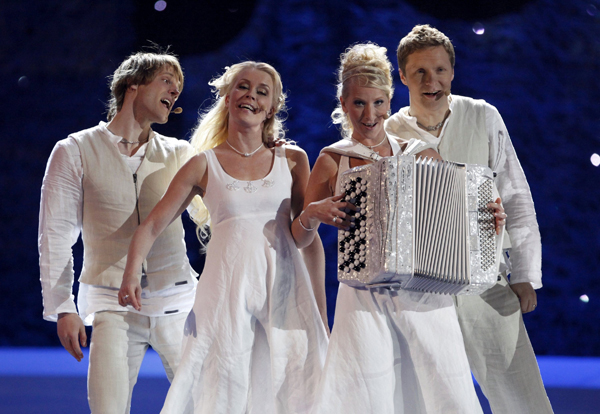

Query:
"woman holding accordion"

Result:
[[291, 43, 499, 413]]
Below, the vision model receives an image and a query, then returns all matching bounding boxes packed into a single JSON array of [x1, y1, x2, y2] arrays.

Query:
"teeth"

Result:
[[161, 99, 171, 108], [240, 104, 255, 112]]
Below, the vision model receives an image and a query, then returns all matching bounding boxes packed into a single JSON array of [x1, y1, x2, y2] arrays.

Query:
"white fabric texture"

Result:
[[454, 276, 553, 414], [38, 122, 196, 324], [88, 311, 187, 414], [311, 140, 482, 414], [386, 96, 553, 413], [160, 146, 329, 414]]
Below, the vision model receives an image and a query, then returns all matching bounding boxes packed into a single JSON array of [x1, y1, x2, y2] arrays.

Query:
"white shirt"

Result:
[[39, 122, 196, 325], [385, 99, 543, 288]]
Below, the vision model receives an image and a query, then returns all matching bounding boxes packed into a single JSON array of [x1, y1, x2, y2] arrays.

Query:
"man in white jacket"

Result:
[[385, 24, 553, 414], [38, 51, 197, 413]]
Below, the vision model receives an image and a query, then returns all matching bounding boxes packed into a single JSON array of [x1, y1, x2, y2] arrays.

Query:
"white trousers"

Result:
[[88, 311, 187, 414], [312, 284, 483, 414], [455, 275, 553, 414]]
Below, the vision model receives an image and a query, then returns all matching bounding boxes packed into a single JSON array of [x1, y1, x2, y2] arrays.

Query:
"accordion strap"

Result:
[[321, 136, 430, 161]]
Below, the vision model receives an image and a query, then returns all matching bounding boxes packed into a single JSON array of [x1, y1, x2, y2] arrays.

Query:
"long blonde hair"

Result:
[[331, 43, 394, 139], [188, 61, 288, 239]]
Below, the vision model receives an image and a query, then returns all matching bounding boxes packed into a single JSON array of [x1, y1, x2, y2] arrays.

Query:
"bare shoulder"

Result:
[[284, 143, 308, 161], [187, 151, 208, 166], [314, 149, 341, 172], [180, 152, 209, 177], [284, 144, 310, 171]]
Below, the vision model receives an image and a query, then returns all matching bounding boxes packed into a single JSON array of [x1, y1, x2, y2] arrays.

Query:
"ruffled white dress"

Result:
[[161, 146, 328, 414], [310, 140, 482, 414]]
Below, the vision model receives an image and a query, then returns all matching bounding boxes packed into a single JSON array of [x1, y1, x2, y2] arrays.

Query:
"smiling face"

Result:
[[340, 81, 390, 143], [226, 68, 275, 129], [400, 46, 454, 114], [133, 65, 181, 125]]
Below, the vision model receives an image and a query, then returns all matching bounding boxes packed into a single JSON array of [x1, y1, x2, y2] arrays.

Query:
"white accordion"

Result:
[[337, 154, 503, 295]]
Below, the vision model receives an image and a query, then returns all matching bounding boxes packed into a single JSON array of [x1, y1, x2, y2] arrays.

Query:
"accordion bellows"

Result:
[[338, 154, 501, 295]]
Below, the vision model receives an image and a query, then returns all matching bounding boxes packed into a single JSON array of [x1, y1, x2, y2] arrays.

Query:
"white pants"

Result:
[[88, 311, 187, 414], [312, 284, 483, 414], [455, 274, 553, 414]]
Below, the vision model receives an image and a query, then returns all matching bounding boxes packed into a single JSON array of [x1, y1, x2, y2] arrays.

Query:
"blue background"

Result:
[[2, 0, 599, 356]]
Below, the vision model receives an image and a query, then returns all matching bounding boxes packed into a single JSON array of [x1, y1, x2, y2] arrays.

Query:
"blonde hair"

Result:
[[331, 43, 394, 139], [188, 61, 287, 239], [396, 24, 455, 76], [107, 52, 183, 121]]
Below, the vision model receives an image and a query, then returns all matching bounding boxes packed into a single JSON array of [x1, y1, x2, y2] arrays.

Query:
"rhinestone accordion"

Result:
[[337, 154, 500, 295]]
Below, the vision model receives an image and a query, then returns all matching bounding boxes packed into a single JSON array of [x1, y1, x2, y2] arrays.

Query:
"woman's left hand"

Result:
[[487, 197, 507, 235]]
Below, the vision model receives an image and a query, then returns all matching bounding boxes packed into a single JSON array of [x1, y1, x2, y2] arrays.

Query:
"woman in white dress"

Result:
[[291, 44, 503, 413], [118, 61, 329, 414]]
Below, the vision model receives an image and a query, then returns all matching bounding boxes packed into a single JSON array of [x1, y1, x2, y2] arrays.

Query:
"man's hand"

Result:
[[415, 148, 443, 161], [119, 274, 143, 311], [510, 282, 537, 314], [57, 313, 87, 362]]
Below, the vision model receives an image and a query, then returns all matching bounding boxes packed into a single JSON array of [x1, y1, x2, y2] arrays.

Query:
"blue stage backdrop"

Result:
[[2, 0, 599, 355]]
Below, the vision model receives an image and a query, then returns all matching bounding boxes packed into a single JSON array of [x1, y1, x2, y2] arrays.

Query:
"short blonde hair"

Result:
[[188, 61, 287, 238], [396, 24, 455, 76], [331, 43, 394, 139], [107, 52, 184, 121]]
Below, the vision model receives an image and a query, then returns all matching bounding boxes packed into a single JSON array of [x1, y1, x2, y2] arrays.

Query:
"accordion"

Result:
[[337, 154, 502, 295]]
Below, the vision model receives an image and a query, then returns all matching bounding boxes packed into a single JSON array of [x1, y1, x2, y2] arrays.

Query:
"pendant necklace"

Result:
[[226, 140, 264, 157]]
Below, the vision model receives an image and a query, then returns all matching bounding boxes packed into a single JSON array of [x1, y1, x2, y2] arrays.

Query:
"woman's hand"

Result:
[[118, 274, 142, 311], [301, 194, 358, 230], [488, 197, 507, 235]]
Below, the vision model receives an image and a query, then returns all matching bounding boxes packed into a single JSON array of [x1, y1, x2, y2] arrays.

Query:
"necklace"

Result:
[[351, 134, 387, 149], [226, 140, 264, 157], [414, 110, 450, 132], [120, 139, 145, 145]]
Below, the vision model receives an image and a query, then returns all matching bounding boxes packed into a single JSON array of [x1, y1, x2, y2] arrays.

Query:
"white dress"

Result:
[[310, 140, 483, 414], [161, 146, 328, 414]]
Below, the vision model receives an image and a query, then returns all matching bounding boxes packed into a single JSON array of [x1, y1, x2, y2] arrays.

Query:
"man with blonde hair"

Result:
[[386, 24, 554, 413], [39, 50, 197, 413]]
